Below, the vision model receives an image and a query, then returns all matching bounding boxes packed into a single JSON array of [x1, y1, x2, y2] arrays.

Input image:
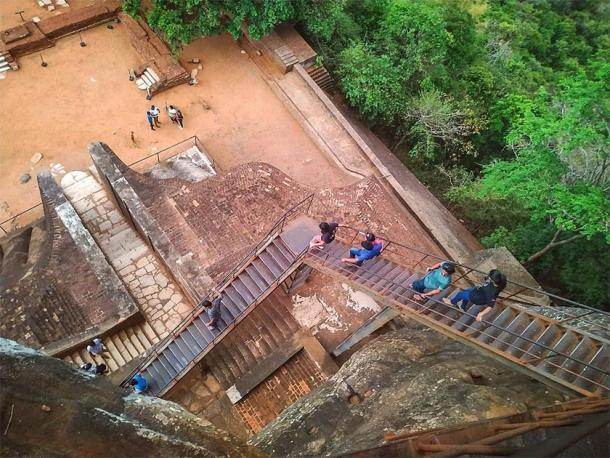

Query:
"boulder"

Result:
[[0, 338, 263, 457], [251, 323, 568, 456]]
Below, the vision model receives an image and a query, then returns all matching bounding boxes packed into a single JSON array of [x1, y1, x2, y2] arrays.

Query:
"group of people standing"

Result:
[[146, 104, 185, 131], [310, 221, 507, 322]]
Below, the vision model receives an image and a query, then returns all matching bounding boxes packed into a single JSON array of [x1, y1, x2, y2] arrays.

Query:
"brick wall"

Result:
[[0, 172, 137, 350], [233, 350, 327, 434], [120, 160, 444, 286]]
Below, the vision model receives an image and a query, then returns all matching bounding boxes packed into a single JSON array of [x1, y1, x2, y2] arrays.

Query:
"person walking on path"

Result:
[[86, 337, 109, 358], [146, 111, 155, 131], [149, 105, 161, 128], [310, 222, 339, 249], [130, 373, 149, 394], [342, 240, 378, 266], [410, 261, 455, 302], [176, 108, 184, 129], [167, 105, 185, 129], [444, 269, 507, 321], [202, 296, 222, 330]]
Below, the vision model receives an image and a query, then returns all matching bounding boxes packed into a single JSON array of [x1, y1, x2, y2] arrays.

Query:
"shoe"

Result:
[[442, 297, 452, 305]]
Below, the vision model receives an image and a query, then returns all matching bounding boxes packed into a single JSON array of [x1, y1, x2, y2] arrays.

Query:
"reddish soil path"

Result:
[[0, 23, 355, 221]]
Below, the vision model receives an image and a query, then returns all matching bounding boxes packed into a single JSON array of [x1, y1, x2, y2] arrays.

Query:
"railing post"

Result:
[[412, 253, 429, 271]]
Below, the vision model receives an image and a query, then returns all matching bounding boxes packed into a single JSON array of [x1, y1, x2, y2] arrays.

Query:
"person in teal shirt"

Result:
[[410, 261, 455, 301]]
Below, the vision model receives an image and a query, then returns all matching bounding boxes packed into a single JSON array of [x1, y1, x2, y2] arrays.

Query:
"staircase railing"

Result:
[[332, 225, 609, 330], [121, 193, 314, 388], [306, 245, 609, 395]]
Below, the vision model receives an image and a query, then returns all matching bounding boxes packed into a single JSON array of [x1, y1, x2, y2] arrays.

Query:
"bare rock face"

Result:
[[251, 323, 569, 457], [0, 339, 263, 457]]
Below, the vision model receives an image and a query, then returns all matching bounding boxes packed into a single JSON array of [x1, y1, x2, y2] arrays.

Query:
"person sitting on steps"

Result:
[[410, 261, 455, 302], [365, 232, 384, 256], [309, 221, 339, 250], [130, 373, 149, 394], [341, 239, 378, 266], [444, 269, 507, 321]]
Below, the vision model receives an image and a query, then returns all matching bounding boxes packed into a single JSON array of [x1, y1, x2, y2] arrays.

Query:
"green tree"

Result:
[[394, 89, 483, 161], [336, 42, 405, 124], [473, 64, 610, 262]]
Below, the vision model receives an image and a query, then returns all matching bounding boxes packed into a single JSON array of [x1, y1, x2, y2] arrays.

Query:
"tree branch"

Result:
[[526, 230, 585, 263]]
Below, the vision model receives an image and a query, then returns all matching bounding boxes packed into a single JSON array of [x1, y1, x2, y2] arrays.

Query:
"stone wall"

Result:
[[0, 2, 121, 57]]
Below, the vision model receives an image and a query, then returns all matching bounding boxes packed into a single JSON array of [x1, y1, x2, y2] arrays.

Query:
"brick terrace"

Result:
[[233, 351, 327, 434]]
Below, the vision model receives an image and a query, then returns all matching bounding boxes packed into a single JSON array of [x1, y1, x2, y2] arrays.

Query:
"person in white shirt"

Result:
[[149, 105, 161, 128], [86, 338, 109, 357]]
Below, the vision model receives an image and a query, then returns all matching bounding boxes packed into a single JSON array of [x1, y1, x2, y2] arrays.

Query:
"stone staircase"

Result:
[[204, 290, 300, 389], [58, 171, 193, 373], [306, 64, 334, 92], [62, 321, 160, 372], [123, 215, 318, 397], [0, 51, 18, 74], [305, 240, 610, 397], [135, 66, 160, 91]]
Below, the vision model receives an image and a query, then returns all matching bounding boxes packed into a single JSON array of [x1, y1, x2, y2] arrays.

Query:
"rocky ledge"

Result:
[[251, 322, 569, 457]]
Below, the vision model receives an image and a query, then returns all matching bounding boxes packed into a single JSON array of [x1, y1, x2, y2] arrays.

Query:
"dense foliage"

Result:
[[123, 0, 610, 307]]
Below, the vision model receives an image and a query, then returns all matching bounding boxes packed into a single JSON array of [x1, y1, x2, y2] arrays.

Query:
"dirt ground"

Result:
[[0, 19, 356, 222]]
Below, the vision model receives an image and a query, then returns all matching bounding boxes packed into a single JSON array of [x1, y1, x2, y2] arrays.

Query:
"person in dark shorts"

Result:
[[410, 261, 455, 301], [309, 222, 339, 249], [202, 296, 222, 330], [444, 269, 507, 321]]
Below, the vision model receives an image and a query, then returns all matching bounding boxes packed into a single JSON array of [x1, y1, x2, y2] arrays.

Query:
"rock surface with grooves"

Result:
[[0, 338, 263, 457], [250, 323, 569, 457]]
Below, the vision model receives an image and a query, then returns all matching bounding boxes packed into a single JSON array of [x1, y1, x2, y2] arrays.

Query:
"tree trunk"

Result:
[[392, 132, 409, 153], [526, 229, 584, 263]]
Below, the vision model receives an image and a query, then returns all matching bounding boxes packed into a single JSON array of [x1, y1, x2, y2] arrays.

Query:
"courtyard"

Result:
[[0, 10, 356, 225]]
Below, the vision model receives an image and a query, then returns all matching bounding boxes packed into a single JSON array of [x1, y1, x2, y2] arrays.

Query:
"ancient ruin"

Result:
[[0, 1, 608, 457]]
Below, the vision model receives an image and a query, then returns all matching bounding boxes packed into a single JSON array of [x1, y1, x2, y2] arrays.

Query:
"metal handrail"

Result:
[[120, 193, 315, 387], [1, 136, 210, 236], [127, 135, 209, 169], [334, 225, 608, 317], [152, 244, 311, 395], [306, 248, 609, 391]]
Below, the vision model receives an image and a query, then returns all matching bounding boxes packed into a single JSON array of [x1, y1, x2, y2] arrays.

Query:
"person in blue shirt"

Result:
[[365, 232, 384, 255], [410, 261, 455, 302], [341, 240, 378, 266], [202, 296, 222, 330], [130, 373, 149, 394]]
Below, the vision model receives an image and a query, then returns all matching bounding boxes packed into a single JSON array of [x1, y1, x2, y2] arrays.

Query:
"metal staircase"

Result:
[[304, 229, 609, 397], [340, 396, 610, 457], [121, 197, 317, 396]]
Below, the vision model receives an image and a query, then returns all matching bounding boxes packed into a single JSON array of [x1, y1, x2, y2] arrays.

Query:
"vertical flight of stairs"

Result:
[[305, 240, 610, 397], [124, 216, 318, 397], [58, 171, 192, 374]]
